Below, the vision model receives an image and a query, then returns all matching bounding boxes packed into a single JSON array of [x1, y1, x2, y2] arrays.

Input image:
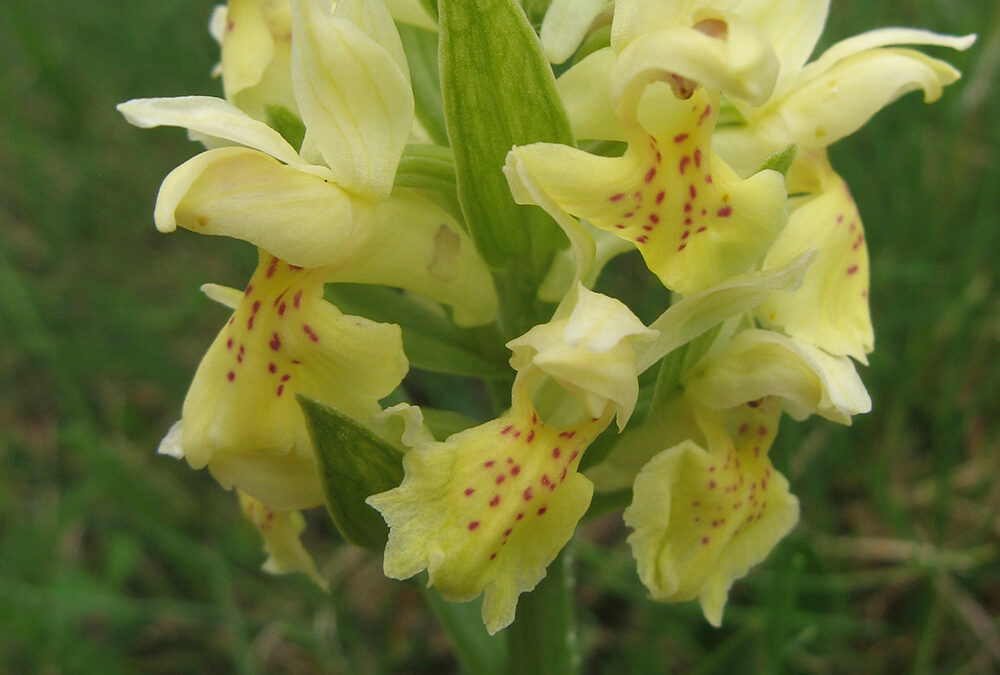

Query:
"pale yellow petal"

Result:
[[685, 329, 871, 424], [780, 48, 966, 148], [329, 190, 498, 327], [238, 491, 329, 590], [154, 147, 365, 269], [291, 0, 413, 200], [611, 13, 779, 110], [541, 0, 611, 64], [733, 0, 829, 92], [556, 48, 627, 142], [508, 285, 656, 429], [117, 96, 302, 165], [756, 170, 873, 361]]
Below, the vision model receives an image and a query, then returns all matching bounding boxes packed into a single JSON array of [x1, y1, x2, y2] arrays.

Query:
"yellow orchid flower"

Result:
[[708, 0, 974, 360], [129, 0, 495, 509], [505, 2, 789, 294], [158, 252, 408, 510], [625, 396, 799, 626], [368, 286, 653, 634]]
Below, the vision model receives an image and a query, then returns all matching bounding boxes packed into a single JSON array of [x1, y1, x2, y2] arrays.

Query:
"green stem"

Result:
[[506, 544, 579, 675]]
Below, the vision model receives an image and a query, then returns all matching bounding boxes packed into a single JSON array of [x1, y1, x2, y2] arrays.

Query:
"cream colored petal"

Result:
[[685, 329, 871, 424], [636, 249, 815, 372], [733, 0, 829, 92], [756, 170, 873, 361], [508, 285, 656, 429], [625, 398, 798, 626], [541, 0, 610, 64], [329, 190, 499, 327], [504, 150, 597, 286], [780, 48, 966, 148], [368, 373, 612, 634], [801, 28, 976, 83], [117, 96, 303, 165], [219, 0, 277, 103], [612, 14, 779, 110], [180, 254, 407, 510], [291, 0, 413, 200], [238, 491, 329, 590], [157, 420, 185, 459], [611, 0, 739, 50], [154, 147, 365, 269], [556, 47, 627, 142]]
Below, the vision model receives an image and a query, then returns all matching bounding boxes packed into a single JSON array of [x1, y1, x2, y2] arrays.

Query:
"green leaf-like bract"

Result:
[[438, 0, 574, 269], [298, 395, 404, 550]]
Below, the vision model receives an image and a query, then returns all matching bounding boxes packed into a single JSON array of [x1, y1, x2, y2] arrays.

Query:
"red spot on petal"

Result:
[[278, 302, 286, 316], [293, 290, 302, 308], [684, 202, 693, 213], [468, 521, 480, 531], [692, 501, 700, 507], [246, 315, 255, 331], [708, 480, 716, 489], [701, 536, 709, 545], [649, 213, 660, 224], [696, 226, 707, 233], [705, 174, 713, 184], [678, 243, 688, 251], [679, 156, 690, 174], [495, 475, 506, 485], [490, 495, 500, 507], [517, 512, 524, 521], [501, 425, 513, 435], [226, 338, 233, 350], [268, 363, 277, 374], [758, 426, 768, 436], [276, 384, 286, 396], [464, 488, 475, 496], [281, 374, 291, 382], [847, 265, 859, 275], [645, 167, 657, 183], [694, 149, 702, 168], [484, 460, 495, 468], [559, 431, 576, 439], [569, 451, 578, 461], [699, 105, 712, 124], [523, 488, 533, 501], [636, 235, 648, 244], [689, 185, 697, 199], [552, 447, 561, 459], [302, 324, 319, 342], [227, 371, 235, 382], [541, 475, 552, 487], [614, 223, 625, 229], [244, 284, 254, 296], [511, 465, 521, 476], [269, 333, 282, 351], [266, 257, 279, 278], [537, 507, 547, 516], [656, 191, 665, 205], [717, 205, 733, 217], [673, 133, 688, 143], [526, 430, 535, 443], [609, 192, 624, 202]]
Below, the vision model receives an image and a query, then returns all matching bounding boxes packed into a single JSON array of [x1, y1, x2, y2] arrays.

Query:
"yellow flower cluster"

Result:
[[122, 0, 972, 633]]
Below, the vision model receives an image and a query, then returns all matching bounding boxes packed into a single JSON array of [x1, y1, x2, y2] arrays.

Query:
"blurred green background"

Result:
[[1, 1, 997, 673]]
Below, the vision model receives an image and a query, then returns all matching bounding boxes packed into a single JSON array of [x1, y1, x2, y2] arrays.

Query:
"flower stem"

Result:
[[506, 544, 579, 675]]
